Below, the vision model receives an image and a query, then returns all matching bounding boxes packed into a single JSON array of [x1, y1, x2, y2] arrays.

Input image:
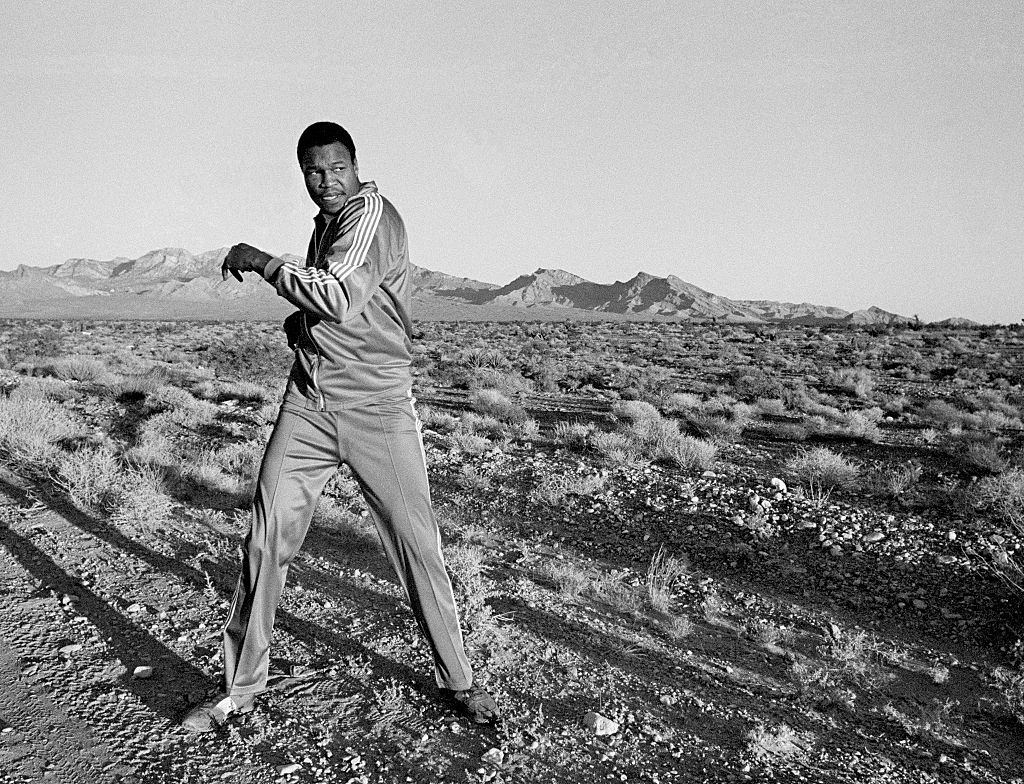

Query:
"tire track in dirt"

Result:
[[0, 473, 276, 783]]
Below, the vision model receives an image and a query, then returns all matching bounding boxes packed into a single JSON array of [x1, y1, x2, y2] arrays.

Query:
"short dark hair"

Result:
[[297, 122, 356, 163]]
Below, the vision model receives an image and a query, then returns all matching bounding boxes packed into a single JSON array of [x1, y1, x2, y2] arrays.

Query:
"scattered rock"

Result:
[[277, 763, 301, 776], [770, 478, 787, 493], [481, 748, 504, 767], [862, 531, 885, 543], [132, 665, 153, 679], [583, 711, 619, 736], [58, 643, 82, 655], [913, 599, 927, 610]]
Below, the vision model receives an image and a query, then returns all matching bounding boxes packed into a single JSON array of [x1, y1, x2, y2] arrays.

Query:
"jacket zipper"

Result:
[[305, 217, 335, 412]]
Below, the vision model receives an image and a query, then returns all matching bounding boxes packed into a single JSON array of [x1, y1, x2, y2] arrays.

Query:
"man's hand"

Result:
[[222, 243, 274, 281]]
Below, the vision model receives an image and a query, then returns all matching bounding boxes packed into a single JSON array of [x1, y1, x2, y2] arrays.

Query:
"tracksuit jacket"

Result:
[[262, 181, 415, 408]]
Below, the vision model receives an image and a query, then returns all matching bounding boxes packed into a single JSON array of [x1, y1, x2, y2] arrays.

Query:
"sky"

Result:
[[1, 1, 1022, 323]]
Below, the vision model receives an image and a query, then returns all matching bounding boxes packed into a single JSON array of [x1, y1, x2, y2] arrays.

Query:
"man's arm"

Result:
[[260, 192, 386, 322]]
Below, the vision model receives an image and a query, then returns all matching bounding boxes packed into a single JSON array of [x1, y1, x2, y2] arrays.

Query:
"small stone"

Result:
[[58, 643, 82, 655], [481, 748, 504, 767], [277, 763, 301, 776], [913, 599, 927, 610], [132, 666, 154, 679], [583, 711, 619, 736], [770, 478, 787, 493], [947, 530, 957, 541], [862, 531, 885, 543]]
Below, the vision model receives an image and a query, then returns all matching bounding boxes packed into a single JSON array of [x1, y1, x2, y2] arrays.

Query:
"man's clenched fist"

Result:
[[222, 243, 274, 281]]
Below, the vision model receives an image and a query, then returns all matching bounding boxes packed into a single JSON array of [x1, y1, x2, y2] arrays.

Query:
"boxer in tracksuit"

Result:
[[182, 122, 499, 731]]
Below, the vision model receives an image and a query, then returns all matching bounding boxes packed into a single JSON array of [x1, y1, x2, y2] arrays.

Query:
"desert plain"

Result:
[[0, 316, 1023, 783]]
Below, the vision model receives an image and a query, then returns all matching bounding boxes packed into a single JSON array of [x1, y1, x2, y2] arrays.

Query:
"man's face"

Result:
[[301, 142, 360, 215]]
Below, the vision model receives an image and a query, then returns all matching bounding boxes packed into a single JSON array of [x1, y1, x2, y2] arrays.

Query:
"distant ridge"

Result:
[[0, 248, 920, 323]]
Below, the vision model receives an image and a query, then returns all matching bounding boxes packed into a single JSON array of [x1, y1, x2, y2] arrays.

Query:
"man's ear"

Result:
[[353, 159, 359, 179]]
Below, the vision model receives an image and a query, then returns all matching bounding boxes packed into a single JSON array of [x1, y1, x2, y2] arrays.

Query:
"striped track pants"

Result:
[[221, 392, 473, 694]]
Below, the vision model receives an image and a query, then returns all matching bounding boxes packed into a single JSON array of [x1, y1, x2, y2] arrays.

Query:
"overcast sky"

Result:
[[2, 1, 1021, 322]]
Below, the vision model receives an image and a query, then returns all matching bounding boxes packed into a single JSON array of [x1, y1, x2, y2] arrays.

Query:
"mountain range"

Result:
[[0, 247, 937, 324]]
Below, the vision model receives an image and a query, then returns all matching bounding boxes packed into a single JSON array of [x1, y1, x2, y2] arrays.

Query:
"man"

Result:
[[182, 122, 499, 731]]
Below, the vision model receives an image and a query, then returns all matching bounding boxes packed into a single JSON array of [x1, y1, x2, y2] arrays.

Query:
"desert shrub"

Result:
[[199, 334, 292, 385], [444, 543, 488, 624], [827, 366, 875, 399], [786, 447, 859, 492], [969, 389, 1021, 419], [417, 405, 459, 433], [686, 411, 745, 443], [530, 471, 606, 507], [110, 464, 175, 530], [646, 547, 688, 612], [523, 357, 566, 393], [991, 665, 1024, 725], [181, 450, 248, 503], [468, 388, 527, 423], [42, 355, 111, 383], [54, 445, 121, 509], [975, 468, 1024, 531], [213, 380, 276, 404], [731, 367, 784, 401], [214, 440, 265, 481], [611, 400, 661, 424], [115, 371, 169, 402], [470, 368, 534, 397], [460, 347, 509, 370], [824, 627, 892, 690], [661, 434, 718, 470], [459, 412, 504, 437], [806, 408, 882, 442], [964, 439, 1009, 473], [746, 722, 810, 764], [457, 464, 493, 491], [124, 414, 177, 467], [0, 389, 80, 466], [536, 559, 588, 599], [11, 376, 74, 401], [869, 462, 922, 499], [145, 384, 202, 412], [591, 430, 633, 457], [447, 432, 489, 455], [754, 397, 789, 416], [621, 416, 714, 468], [505, 418, 541, 442], [553, 421, 593, 450], [918, 399, 981, 431], [662, 392, 702, 414]]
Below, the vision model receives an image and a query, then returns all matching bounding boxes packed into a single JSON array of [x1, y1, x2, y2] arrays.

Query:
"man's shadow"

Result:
[[0, 474, 437, 716], [0, 520, 210, 721]]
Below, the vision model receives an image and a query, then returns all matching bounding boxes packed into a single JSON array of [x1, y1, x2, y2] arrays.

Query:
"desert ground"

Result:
[[0, 317, 1023, 783]]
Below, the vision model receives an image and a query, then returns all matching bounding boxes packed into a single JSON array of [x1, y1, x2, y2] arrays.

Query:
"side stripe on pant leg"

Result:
[[394, 394, 469, 662]]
